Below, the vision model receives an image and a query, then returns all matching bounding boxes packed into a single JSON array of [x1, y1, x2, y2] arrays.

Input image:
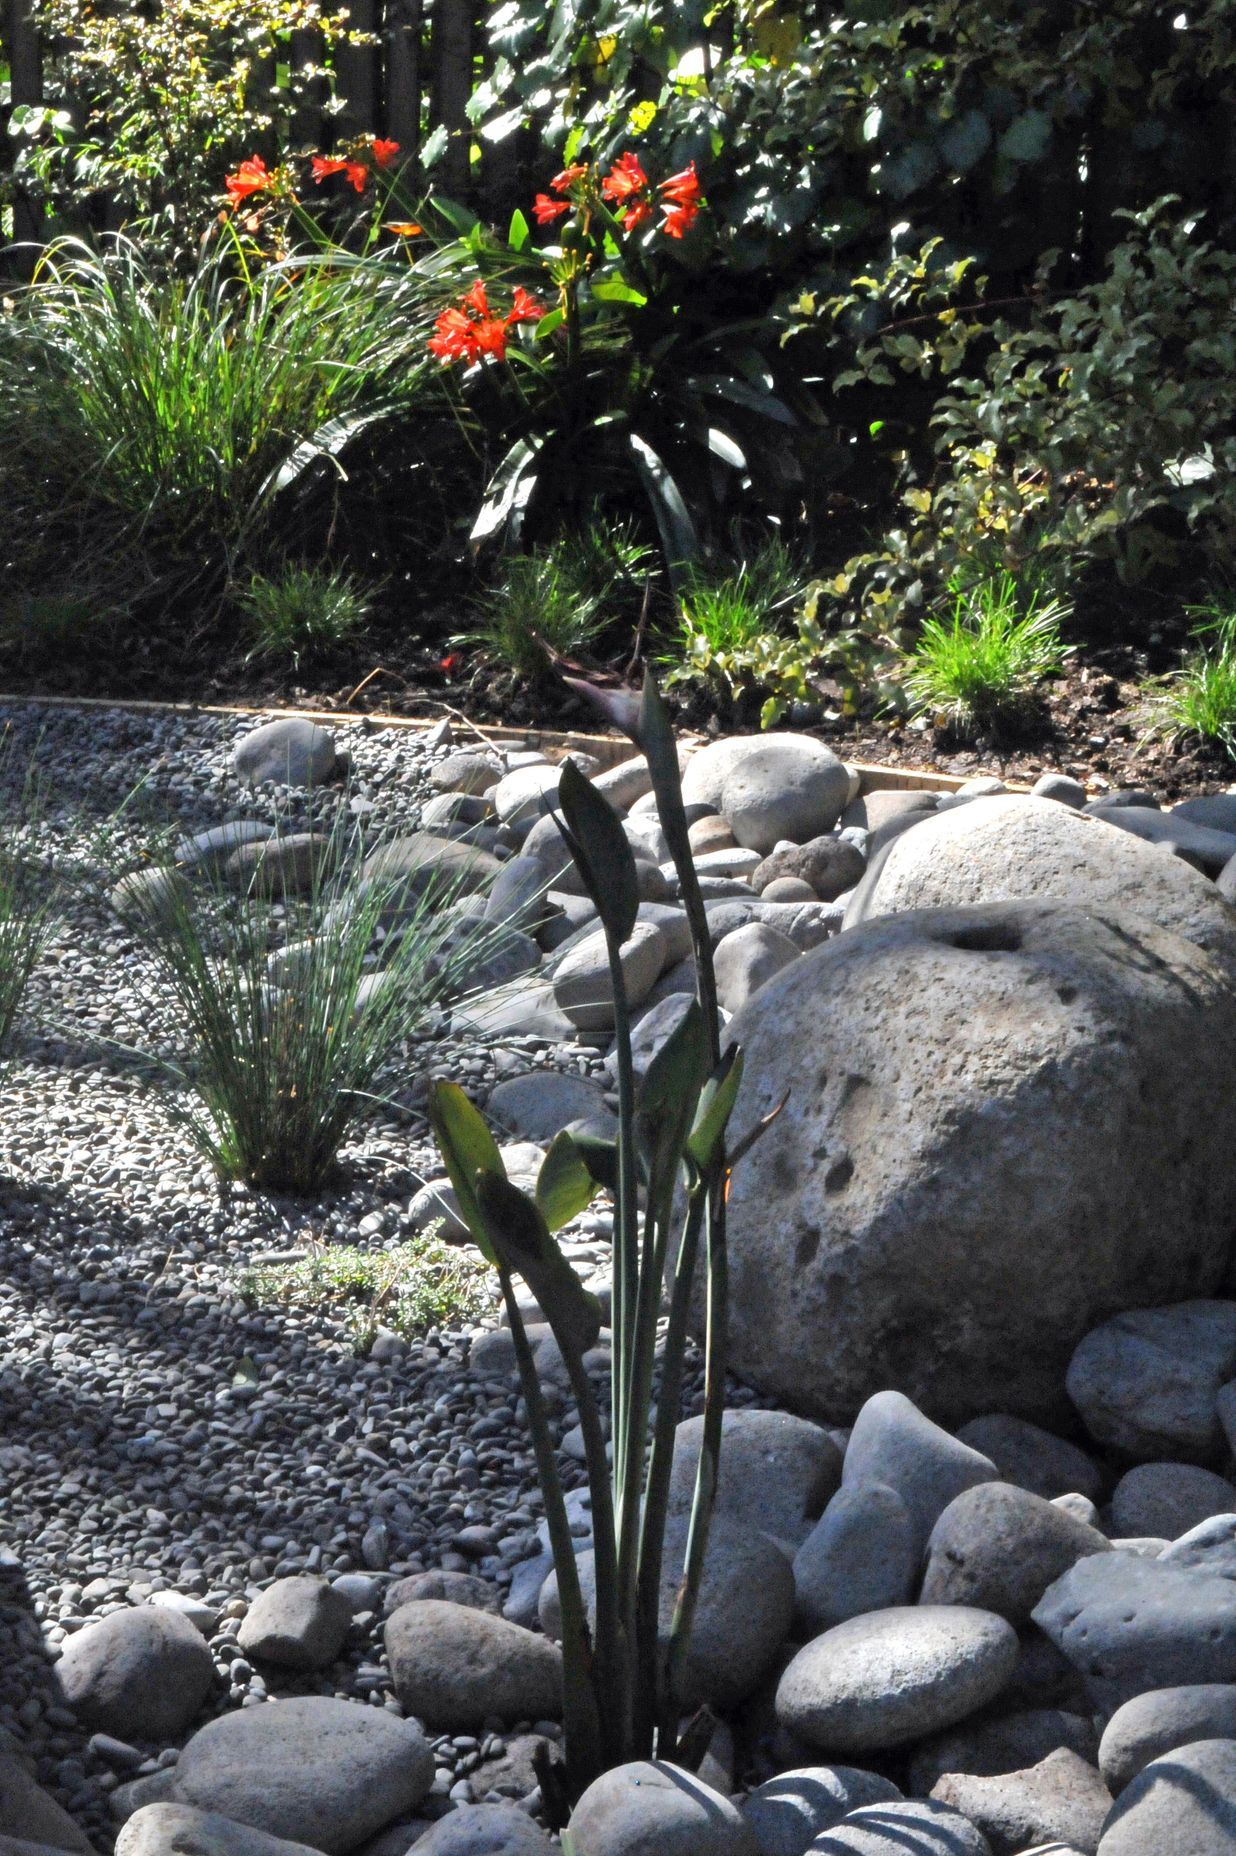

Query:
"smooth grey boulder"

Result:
[[909, 1710, 1099, 1798], [115, 1805, 323, 1856], [741, 1767, 903, 1856], [793, 1483, 919, 1635], [1159, 1513, 1236, 1579], [487, 1072, 614, 1145], [807, 1798, 992, 1854], [236, 1575, 352, 1671], [714, 922, 800, 1013], [540, 1517, 794, 1709], [172, 1697, 433, 1854], [721, 903, 1236, 1425], [0, 1755, 94, 1852], [776, 1607, 1019, 1755], [1099, 1685, 1236, 1793], [719, 739, 851, 853], [384, 1600, 562, 1728], [955, 1417, 1103, 1505], [567, 1760, 760, 1856], [1066, 1302, 1236, 1462], [551, 922, 666, 1031], [1097, 1737, 1236, 1854], [842, 1392, 998, 1549], [666, 1409, 842, 1547], [930, 1751, 1111, 1856], [1032, 1552, 1236, 1713], [841, 796, 1236, 977], [1110, 1462, 1236, 1540], [233, 717, 337, 787], [408, 1804, 555, 1854], [1085, 800, 1236, 876], [921, 1482, 1110, 1625], [56, 1605, 214, 1740]]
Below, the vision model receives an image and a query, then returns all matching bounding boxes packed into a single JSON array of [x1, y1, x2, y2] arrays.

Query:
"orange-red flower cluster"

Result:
[[428, 280, 545, 365], [532, 152, 703, 237]]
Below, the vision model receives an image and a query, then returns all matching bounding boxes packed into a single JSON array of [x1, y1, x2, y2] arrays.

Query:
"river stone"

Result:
[[793, 1482, 919, 1635], [842, 1392, 998, 1548], [56, 1605, 214, 1740], [1110, 1462, 1236, 1539], [955, 1418, 1103, 1505], [0, 1756, 94, 1852], [741, 1767, 903, 1856], [666, 1409, 842, 1547], [567, 1760, 759, 1856], [407, 1804, 555, 1854], [776, 1607, 1018, 1755], [1032, 1552, 1236, 1713], [551, 922, 666, 1031], [233, 718, 337, 787], [930, 1751, 1111, 1856], [921, 1482, 1110, 1625], [719, 740, 851, 853], [714, 923, 801, 1014], [115, 1805, 324, 1856], [385, 1600, 562, 1728], [1098, 1684, 1236, 1796], [173, 1697, 433, 1854], [1097, 1737, 1236, 1854], [841, 796, 1236, 977], [720, 903, 1236, 1426], [539, 1516, 794, 1708], [1066, 1302, 1236, 1462], [909, 1711, 1100, 1797], [1159, 1513, 1236, 1579], [807, 1798, 993, 1854], [236, 1575, 352, 1670]]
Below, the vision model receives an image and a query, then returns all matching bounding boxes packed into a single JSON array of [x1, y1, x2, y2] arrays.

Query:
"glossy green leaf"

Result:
[[536, 1131, 597, 1232], [427, 1080, 506, 1264]]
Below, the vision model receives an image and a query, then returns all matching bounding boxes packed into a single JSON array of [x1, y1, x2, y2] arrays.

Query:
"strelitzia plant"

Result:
[[430, 672, 774, 1817]]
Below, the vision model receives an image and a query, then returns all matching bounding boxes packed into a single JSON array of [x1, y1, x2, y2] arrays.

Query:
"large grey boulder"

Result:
[[56, 1606, 214, 1740], [842, 796, 1236, 976], [1066, 1302, 1236, 1462], [115, 1805, 323, 1856], [741, 1767, 903, 1856], [920, 1482, 1110, 1625], [776, 1607, 1019, 1756], [1097, 1737, 1236, 1854], [384, 1601, 562, 1728], [1099, 1685, 1236, 1793], [720, 902, 1236, 1425], [172, 1697, 433, 1854], [1032, 1553, 1236, 1713], [567, 1760, 759, 1856], [233, 718, 337, 787]]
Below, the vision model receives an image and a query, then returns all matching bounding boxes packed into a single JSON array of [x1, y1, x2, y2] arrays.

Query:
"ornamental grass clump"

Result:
[[117, 810, 520, 1194], [429, 672, 776, 1818], [904, 570, 1070, 734]]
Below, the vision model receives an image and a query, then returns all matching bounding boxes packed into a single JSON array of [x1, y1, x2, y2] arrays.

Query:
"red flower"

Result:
[[428, 306, 478, 363], [601, 151, 648, 204], [372, 138, 401, 168], [462, 279, 491, 316], [508, 285, 545, 324], [621, 199, 654, 233], [550, 163, 588, 194], [311, 155, 349, 183], [533, 193, 571, 224], [658, 162, 701, 208], [660, 200, 698, 238], [224, 155, 271, 205]]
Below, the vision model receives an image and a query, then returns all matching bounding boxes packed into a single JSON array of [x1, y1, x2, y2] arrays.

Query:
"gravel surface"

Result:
[[0, 699, 728, 1849]]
